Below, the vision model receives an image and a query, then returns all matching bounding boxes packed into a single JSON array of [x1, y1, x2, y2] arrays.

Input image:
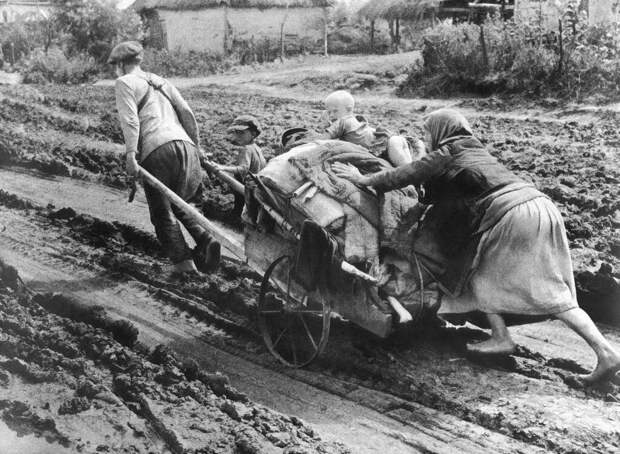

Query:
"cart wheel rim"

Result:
[[258, 255, 330, 368]]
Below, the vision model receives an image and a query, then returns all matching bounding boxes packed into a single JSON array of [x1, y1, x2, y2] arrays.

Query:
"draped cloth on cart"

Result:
[[257, 140, 420, 263]]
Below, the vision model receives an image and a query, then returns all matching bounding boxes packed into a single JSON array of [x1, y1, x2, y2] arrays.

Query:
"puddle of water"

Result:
[[0, 419, 73, 454]]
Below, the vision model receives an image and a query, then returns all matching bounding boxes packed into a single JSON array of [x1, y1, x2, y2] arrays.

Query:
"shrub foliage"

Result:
[[8, 0, 143, 84], [141, 49, 232, 78], [22, 48, 99, 84], [399, 2, 620, 100]]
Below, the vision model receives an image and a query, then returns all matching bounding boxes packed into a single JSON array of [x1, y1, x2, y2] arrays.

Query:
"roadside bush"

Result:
[[562, 19, 620, 99], [328, 25, 390, 54], [229, 37, 282, 65], [53, 0, 144, 64], [11, 0, 143, 82], [399, 4, 620, 101], [141, 48, 232, 78], [0, 19, 56, 68], [21, 48, 98, 84]]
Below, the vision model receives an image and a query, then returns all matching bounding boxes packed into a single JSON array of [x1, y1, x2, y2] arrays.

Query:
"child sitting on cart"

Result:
[[317, 90, 375, 147], [213, 115, 267, 222], [316, 90, 426, 167]]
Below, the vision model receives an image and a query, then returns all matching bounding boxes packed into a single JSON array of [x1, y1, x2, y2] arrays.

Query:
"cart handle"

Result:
[[201, 159, 245, 195]]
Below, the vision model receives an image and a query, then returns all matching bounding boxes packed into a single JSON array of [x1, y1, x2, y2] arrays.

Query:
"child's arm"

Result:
[[315, 119, 344, 140], [215, 147, 251, 177]]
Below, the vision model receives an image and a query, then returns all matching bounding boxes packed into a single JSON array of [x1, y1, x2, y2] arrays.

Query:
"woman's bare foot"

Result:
[[578, 351, 620, 385], [555, 307, 620, 386], [467, 337, 516, 356], [467, 313, 516, 356]]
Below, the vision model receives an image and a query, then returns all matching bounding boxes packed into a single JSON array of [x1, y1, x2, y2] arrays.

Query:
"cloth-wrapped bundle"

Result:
[[256, 139, 420, 263]]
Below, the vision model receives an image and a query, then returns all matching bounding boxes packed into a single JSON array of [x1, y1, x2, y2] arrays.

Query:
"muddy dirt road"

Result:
[[0, 53, 619, 453], [1, 162, 618, 453], [0, 180, 548, 454]]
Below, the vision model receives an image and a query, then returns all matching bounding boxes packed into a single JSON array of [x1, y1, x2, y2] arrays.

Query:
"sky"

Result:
[[117, 0, 135, 9]]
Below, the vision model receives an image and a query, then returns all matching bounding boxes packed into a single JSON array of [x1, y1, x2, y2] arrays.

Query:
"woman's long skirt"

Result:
[[439, 197, 579, 316]]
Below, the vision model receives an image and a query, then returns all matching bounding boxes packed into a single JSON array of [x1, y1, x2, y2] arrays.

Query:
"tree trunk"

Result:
[[223, 7, 230, 55], [280, 22, 285, 61], [280, 6, 290, 62], [479, 24, 489, 71], [557, 18, 564, 76], [370, 19, 375, 52], [323, 7, 328, 57]]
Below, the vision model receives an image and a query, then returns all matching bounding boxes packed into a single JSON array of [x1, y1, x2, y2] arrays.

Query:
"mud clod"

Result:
[[34, 293, 139, 347], [0, 258, 20, 290], [154, 366, 185, 386], [181, 358, 200, 381], [76, 379, 106, 398], [220, 401, 254, 421], [576, 263, 620, 325], [234, 428, 263, 454], [58, 397, 91, 415], [49, 207, 77, 220], [0, 399, 69, 445], [0, 370, 10, 387], [149, 344, 176, 366], [545, 357, 590, 374]]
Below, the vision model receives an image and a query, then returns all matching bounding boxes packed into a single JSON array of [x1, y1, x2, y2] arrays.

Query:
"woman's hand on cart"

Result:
[[332, 162, 369, 186]]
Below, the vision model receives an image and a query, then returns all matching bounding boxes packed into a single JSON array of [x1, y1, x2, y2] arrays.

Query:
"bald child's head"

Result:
[[324, 90, 355, 122]]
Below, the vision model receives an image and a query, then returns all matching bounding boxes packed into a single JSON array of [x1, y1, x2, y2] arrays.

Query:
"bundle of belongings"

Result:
[[245, 138, 436, 318], [280, 118, 426, 166]]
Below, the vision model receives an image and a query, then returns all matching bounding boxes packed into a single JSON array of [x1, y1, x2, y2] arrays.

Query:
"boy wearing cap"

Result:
[[108, 40, 220, 278], [214, 115, 266, 220]]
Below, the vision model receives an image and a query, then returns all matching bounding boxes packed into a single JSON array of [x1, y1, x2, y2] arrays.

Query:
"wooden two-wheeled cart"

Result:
[[138, 159, 427, 368]]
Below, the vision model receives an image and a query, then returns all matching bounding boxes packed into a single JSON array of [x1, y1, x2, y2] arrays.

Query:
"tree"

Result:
[[359, 0, 440, 50], [52, 0, 144, 64], [279, 3, 289, 61]]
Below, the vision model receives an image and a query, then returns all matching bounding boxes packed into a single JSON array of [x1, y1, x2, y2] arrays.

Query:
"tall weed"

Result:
[[21, 48, 99, 84]]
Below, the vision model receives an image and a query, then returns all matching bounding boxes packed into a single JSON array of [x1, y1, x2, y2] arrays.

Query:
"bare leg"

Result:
[[555, 308, 620, 383], [387, 136, 413, 167], [467, 313, 516, 355]]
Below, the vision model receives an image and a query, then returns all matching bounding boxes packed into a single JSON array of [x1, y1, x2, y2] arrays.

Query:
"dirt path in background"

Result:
[[94, 50, 620, 121]]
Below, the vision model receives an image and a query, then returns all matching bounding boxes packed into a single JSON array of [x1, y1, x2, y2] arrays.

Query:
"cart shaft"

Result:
[[202, 160, 245, 195]]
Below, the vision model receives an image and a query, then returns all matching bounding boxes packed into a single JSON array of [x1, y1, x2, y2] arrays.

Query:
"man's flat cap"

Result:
[[281, 127, 308, 147], [107, 41, 143, 64], [227, 115, 262, 136]]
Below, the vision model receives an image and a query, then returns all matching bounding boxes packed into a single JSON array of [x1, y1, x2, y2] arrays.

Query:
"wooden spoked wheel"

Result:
[[258, 255, 331, 368]]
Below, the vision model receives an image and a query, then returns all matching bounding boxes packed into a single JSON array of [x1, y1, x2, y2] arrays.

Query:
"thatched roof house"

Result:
[[359, 0, 513, 23], [359, 0, 618, 30], [0, 0, 52, 24], [134, 0, 329, 10], [134, 0, 331, 54], [358, 0, 440, 22]]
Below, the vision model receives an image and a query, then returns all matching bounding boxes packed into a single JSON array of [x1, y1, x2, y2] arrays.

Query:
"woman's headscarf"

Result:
[[424, 109, 473, 151]]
